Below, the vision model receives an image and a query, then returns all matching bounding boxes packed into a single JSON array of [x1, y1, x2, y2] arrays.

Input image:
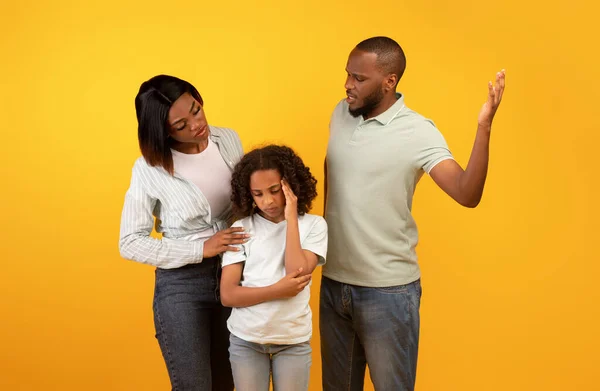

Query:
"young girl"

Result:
[[220, 145, 328, 391]]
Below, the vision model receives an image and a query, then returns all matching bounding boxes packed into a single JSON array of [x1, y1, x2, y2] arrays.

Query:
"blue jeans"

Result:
[[153, 257, 233, 391], [228, 333, 312, 391], [320, 276, 422, 391]]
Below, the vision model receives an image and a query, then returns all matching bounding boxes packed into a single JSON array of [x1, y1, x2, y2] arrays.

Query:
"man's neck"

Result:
[[363, 93, 399, 120]]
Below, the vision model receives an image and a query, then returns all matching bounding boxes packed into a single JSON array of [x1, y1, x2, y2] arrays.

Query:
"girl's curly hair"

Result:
[[231, 145, 318, 219]]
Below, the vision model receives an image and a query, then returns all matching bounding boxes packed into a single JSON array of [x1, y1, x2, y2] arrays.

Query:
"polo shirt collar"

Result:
[[365, 93, 405, 126]]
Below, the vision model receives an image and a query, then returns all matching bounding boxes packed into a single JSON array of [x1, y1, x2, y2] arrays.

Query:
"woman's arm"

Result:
[[119, 166, 204, 268], [119, 162, 247, 268]]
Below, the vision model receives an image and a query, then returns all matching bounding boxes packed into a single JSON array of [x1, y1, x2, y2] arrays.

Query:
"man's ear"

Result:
[[385, 73, 398, 92]]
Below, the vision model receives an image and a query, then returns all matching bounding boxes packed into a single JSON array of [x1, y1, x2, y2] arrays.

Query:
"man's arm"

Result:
[[430, 70, 505, 208]]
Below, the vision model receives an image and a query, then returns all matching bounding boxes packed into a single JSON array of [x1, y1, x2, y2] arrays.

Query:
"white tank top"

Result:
[[171, 139, 232, 238]]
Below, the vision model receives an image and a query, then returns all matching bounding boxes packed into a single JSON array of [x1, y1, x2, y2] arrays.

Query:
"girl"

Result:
[[220, 145, 328, 391], [119, 75, 248, 390]]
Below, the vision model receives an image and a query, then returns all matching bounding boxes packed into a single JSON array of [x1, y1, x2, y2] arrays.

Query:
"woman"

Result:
[[119, 75, 247, 390]]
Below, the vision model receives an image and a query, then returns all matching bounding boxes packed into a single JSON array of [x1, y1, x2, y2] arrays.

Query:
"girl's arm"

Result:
[[284, 219, 319, 276], [282, 180, 319, 276], [220, 264, 311, 308]]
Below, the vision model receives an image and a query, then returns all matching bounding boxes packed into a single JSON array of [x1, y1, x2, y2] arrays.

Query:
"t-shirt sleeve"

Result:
[[413, 119, 454, 174], [302, 217, 328, 266], [221, 220, 247, 267]]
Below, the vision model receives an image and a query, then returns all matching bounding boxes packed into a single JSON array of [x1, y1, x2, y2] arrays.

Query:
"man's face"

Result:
[[344, 49, 386, 118]]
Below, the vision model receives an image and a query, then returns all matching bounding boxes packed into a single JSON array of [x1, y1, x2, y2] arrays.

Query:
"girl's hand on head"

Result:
[[281, 179, 298, 221], [203, 227, 250, 258]]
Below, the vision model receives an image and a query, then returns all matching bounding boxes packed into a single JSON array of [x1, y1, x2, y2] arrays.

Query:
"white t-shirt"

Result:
[[222, 213, 328, 345], [171, 139, 232, 239]]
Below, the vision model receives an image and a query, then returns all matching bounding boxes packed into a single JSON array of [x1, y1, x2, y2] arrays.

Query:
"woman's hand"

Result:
[[203, 227, 249, 258]]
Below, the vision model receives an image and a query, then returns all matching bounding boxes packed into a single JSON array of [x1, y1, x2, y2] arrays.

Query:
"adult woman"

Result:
[[119, 75, 247, 390]]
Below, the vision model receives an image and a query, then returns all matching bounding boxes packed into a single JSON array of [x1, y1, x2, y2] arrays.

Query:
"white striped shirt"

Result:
[[119, 126, 244, 269]]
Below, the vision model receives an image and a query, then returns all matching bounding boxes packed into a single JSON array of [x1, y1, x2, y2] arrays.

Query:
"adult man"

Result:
[[321, 36, 505, 390]]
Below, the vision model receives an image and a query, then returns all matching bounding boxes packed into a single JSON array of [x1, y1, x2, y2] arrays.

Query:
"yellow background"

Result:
[[1, 0, 598, 390]]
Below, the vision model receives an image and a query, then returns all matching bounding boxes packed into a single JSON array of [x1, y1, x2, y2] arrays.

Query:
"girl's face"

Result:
[[249, 169, 286, 223]]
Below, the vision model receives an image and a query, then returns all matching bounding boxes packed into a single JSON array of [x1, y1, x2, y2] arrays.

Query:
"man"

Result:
[[320, 36, 505, 390]]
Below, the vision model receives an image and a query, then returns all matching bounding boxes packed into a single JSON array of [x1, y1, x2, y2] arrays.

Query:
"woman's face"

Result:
[[167, 92, 209, 145]]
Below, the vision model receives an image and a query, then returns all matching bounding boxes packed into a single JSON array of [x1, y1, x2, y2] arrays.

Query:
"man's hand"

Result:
[[478, 69, 506, 128]]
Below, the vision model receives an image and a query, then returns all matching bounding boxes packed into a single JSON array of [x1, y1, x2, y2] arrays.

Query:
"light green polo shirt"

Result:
[[323, 94, 454, 287]]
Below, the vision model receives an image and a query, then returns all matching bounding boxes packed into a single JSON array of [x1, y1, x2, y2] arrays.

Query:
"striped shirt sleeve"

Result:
[[118, 160, 205, 269]]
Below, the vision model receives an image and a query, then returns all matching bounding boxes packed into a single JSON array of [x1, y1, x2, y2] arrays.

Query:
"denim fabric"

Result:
[[228, 333, 312, 391], [153, 257, 233, 391], [320, 276, 422, 391]]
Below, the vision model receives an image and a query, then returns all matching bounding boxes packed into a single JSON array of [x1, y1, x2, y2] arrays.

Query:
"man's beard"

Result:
[[349, 87, 384, 118]]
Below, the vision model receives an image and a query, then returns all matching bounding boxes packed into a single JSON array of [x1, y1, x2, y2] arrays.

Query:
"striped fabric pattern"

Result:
[[119, 126, 244, 269]]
